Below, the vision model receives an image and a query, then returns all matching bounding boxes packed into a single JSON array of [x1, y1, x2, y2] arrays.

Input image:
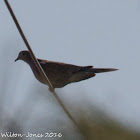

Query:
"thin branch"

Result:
[[4, 0, 54, 91], [4, 0, 85, 137]]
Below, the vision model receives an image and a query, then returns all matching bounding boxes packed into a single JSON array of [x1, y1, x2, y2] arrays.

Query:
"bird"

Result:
[[15, 50, 118, 90]]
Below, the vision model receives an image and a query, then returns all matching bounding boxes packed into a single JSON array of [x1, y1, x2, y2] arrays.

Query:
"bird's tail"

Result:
[[90, 68, 118, 73]]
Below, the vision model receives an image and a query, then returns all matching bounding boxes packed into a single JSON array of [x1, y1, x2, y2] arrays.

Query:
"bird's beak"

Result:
[[15, 57, 19, 62]]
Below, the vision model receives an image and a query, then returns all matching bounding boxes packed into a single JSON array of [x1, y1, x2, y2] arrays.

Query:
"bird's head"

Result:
[[15, 50, 31, 63]]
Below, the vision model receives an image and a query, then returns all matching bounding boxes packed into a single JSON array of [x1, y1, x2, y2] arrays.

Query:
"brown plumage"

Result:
[[15, 51, 118, 89]]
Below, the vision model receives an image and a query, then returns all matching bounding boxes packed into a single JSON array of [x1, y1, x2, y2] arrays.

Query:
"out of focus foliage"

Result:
[[0, 46, 140, 140]]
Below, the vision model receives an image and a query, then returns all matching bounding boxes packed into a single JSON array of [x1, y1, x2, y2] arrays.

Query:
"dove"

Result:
[[15, 51, 118, 89]]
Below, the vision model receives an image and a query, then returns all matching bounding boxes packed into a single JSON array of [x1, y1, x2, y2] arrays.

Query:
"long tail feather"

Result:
[[91, 68, 118, 73]]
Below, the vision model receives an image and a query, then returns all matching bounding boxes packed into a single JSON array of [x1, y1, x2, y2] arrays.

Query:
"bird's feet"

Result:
[[49, 87, 54, 92]]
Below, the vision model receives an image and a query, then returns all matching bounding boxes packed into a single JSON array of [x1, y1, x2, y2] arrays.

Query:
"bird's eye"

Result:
[[23, 53, 25, 56]]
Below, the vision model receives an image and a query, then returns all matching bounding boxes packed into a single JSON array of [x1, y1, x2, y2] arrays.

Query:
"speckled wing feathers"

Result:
[[38, 59, 94, 88]]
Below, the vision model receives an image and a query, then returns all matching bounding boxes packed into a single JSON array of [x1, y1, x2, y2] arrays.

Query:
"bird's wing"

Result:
[[37, 59, 94, 87], [38, 59, 93, 74]]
